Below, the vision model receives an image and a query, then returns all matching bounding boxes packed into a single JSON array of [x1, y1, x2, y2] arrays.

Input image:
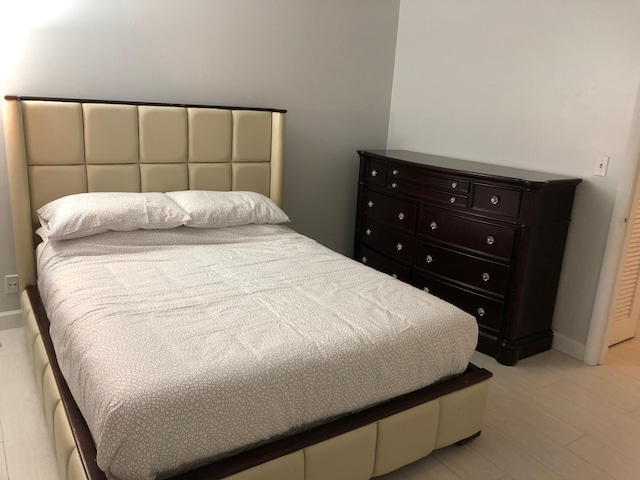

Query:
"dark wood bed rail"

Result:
[[27, 286, 492, 480], [4, 95, 287, 113]]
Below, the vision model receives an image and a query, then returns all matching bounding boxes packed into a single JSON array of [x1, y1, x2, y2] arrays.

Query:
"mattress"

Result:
[[37, 224, 478, 480]]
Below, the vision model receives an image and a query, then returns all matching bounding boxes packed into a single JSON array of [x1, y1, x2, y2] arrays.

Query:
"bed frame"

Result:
[[4, 96, 492, 480]]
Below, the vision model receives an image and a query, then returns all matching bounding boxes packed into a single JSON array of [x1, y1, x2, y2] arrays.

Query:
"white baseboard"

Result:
[[0, 310, 22, 330], [552, 332, 586, 362]]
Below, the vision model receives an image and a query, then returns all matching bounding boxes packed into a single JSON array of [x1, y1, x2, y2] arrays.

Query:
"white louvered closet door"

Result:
[[608, 173, 640, 346]]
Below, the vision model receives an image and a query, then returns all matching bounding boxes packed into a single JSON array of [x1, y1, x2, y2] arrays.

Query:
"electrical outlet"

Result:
[[595, 156, 609, 177], [4, 274, 19, 294]]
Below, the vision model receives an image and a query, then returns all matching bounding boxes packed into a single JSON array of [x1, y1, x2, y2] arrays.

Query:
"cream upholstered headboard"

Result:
[[3, 96, 286, 291]]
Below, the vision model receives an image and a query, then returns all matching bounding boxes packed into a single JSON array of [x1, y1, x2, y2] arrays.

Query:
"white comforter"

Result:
[[37, 225, 477, 480]]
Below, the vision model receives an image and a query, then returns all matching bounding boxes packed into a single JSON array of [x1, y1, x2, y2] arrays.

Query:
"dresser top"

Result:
[[360, 150, 582, 187]]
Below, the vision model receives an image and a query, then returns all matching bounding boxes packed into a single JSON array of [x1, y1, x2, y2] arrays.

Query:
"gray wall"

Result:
[[0, 0, 401, 315], [388, 0, 640, 356]]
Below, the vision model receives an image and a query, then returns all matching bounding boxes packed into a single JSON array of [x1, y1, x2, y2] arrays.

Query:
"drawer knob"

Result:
[[490, 195, 500, 205], [371, 169, 378, 177], [423, 286, 430, 293], [477, 308, 486, 317], [396, 243, 403, 251], [365, 228, 372, 236], [426, 254, 434, 264], [451, 182, 458, 189], [398, 212, 405, 220], [392, 169, 399, 176], [450, 197, 456, 204], [486, 235, 495, 245], [368, 201, 374, 208], [430, 221, 438, 230], [392, 273, 398, 279], [391, 182, 398, 189], [482, 272, 490, 282], [362, 256, 368, 264]]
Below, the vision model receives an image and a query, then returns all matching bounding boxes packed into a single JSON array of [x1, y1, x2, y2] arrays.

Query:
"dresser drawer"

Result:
[[356, 244, 411, 282], [414, 241, 510, 296], [360, 218, 415, 264], [412, 270, 504, 332], [365, 190, 417, 233], [472, 184, 522, 218], [419, 208, 516, 260], [367, 160, 387, 186], [388, 166, 470, 193], [386, 179, 468, 208]]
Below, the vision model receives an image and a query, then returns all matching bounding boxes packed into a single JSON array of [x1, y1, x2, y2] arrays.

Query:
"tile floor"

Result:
[[0, 327, 639, 480]]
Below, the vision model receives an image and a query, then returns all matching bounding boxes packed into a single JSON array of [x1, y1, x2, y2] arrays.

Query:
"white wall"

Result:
[[388, 0, 640, 353], [0, 0, 400, 316]]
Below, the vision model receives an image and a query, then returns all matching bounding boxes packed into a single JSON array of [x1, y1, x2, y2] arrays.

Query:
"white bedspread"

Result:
[[37, 225, 477, 480]]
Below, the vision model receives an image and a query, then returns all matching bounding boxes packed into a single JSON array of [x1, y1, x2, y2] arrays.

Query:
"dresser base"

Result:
[[477, 329, 553, 366]]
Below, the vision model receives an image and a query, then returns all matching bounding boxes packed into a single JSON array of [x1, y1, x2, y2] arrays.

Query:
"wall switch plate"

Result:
[[4, 275, 18, 294], [595, 156, 609, 177]]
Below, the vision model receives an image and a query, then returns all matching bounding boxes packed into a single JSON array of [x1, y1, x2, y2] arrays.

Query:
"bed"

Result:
[[3, 96, 492, 480]]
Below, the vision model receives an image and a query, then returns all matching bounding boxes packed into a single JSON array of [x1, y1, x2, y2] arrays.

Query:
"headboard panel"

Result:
[[3, 96, 286, 290]]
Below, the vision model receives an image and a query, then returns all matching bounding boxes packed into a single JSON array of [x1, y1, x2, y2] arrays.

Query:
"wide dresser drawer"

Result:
[[364, 190, 417, 233], [419, 207, 516, 260], [356, 244, 411, 282], [359, 218, 416, 264]]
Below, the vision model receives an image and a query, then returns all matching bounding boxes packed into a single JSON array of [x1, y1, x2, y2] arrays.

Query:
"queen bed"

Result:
[[4, 96, 491, 480]]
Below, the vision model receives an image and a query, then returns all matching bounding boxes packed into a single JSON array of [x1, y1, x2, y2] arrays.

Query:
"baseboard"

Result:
[[552, 332, 586, 362], [0, 309, 21, 330]]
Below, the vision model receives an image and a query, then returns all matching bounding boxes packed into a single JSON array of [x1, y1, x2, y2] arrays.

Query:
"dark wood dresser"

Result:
[[354, 150, 581, 365]]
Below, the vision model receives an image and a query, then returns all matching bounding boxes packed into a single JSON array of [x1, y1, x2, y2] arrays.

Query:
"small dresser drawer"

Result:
[[415, 241, 510, 296], [360, 218, 415, 264], [386, 179, 468, 208], [389, 166, 470, 193], [419, 208, 516, 260], [365, 190, 417, 233], [367, 160, 387, 186], [412, 271, 504, 332], [472, 184, 522, 218], [356, 244, 411, 282]]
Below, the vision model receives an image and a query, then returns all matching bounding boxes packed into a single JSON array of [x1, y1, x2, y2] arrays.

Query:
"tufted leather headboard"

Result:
[[3, 96, 286, 290]]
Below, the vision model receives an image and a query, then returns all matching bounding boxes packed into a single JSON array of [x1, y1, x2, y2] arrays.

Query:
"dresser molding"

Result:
[[354, 150, 581, 365]]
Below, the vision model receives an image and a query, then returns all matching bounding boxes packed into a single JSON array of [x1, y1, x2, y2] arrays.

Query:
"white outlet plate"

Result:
[[4, 275, 18, 294], [595, 156, 609, 177]]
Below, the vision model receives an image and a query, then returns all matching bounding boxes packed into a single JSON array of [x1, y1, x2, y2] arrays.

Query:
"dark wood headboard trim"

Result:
[[3, 95, 287, 114], [26, 285, 492, 480]]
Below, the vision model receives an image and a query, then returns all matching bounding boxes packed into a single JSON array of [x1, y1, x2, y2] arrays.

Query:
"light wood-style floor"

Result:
[[0, 327, 639, 480]]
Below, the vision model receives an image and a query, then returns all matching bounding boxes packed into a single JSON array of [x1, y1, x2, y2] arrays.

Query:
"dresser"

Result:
[[354, 150, 581, 365]]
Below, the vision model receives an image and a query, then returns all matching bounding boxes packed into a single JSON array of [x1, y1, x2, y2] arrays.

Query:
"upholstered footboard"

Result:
[[21, 287, 491, 480]]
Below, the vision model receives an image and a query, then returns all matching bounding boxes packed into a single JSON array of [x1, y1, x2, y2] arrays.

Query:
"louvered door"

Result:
[[608, 174, 640, 345]]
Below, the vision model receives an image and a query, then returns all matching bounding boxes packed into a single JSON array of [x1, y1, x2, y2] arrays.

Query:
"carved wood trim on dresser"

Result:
[[354, 150, 582, 366]]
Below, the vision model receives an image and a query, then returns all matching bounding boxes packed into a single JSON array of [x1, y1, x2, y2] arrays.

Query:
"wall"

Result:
[[0, 0, 401, 318], [388, 0, 640, 356]]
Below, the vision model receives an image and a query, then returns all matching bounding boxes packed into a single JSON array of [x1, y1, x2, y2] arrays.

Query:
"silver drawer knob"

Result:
[[426, 255, 433, 264], [451, 182, 458, 189], [486, 235, 495, 245], [396, 243, 403, 251], [490, 195, 500, 205], [430, 221, 438, 230], [477, 308, 485, 317], [398, 212, 405, 220], [371, 169, 378, 177], [450, 197, 456, 204], [392, 273, 398, 279], [391, 182, 398, 189], [423, 286, 430, 293], [392, 169, 399, 176], [365, 229, 372, 236], [362, 256, 368, 264], [482, 272, 490, 282], [368, 201, 374, 208]]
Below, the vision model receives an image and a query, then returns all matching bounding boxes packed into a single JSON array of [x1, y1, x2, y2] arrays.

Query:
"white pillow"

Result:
[[37, 192, 191, 240], [165, 190, 289, 228]]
